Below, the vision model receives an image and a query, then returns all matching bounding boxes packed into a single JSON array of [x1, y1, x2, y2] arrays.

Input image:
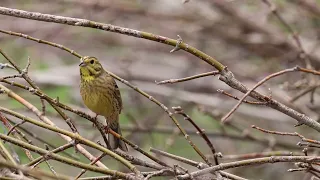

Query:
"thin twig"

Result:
[[43, 145, 58, 176], [0, 29, 81, 58], [261, 0, 311, 67], [0, 62, 15, 69], [173, 106, 219, 165], [1, 74, 22, 80], [150, 147, 207, 169], [27, 141, 75, 167], [222, 151, 303, 160], [217, 89, 267, 105], [199, 107, 298, 149], [115, 150, 165, 170], [5, 118, 32, 144], [143, 169, 172, 180], [252, 125, 320, 145], [288, 167, 308, 172], [290, 85, 320, 102], [156, 71, 219, 85], [298, 142, 320, 149], [0, 138, 17, 165], [0, 113, 34, 162], [6, 120, 26, 136], [74, 153, 106, 179], [175, 164, 195, 180], [40, 98, 46, 116]]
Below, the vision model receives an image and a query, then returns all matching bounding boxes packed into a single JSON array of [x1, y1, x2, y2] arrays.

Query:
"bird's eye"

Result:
[[90, 60, 94, 64]]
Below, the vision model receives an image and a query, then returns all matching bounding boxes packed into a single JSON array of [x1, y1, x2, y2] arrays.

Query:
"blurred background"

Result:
[[1, 0, 320, 179]]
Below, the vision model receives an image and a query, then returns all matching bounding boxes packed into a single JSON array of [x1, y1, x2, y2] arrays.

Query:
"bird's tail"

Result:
[[108, 121, 128, 151]]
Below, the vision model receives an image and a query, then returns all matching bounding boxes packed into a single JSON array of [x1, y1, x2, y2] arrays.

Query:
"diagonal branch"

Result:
[[173, 106, 219, 165], [222, 67, 298, 122], [219, 67, 320, 132], [0, 6, 224, 71]]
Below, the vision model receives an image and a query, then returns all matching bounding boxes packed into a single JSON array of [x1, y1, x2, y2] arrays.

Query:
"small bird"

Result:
[[79, 56, 128, 151]]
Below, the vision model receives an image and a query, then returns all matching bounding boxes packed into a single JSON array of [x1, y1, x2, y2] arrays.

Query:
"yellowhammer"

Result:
[[79, 56, 128, 151]]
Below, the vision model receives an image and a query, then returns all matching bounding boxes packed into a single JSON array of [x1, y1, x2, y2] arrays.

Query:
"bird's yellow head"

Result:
[[79, 56, 103, 81]]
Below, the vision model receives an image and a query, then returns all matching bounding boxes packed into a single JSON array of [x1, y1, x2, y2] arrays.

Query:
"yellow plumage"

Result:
[[79, 56, 127, 151]]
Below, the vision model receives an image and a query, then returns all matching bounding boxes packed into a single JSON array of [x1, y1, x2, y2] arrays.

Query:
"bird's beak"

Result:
[[79, 61, 86, 67]]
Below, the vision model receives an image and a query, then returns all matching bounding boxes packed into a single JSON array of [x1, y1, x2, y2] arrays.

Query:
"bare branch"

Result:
[[252, 125, 320, 146], [222, 67, 297, 122], [173, 106, 220, 165], [156, 71, 219, 85], [178, 156, 320, 179], [217, 89, 267, 105]]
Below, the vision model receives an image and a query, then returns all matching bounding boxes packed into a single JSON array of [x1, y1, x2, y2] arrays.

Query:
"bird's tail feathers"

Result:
[[108, 121, 128, 152]]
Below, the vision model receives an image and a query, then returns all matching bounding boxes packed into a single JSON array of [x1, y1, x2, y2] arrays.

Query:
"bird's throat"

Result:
[[80, 67, 97, 82]]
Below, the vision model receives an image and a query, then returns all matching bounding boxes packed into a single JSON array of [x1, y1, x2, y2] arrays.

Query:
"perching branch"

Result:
[[178, 156, 320, 179]]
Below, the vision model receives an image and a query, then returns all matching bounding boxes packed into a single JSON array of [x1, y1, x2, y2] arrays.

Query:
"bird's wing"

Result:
[[113, 79, 123, 114]]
